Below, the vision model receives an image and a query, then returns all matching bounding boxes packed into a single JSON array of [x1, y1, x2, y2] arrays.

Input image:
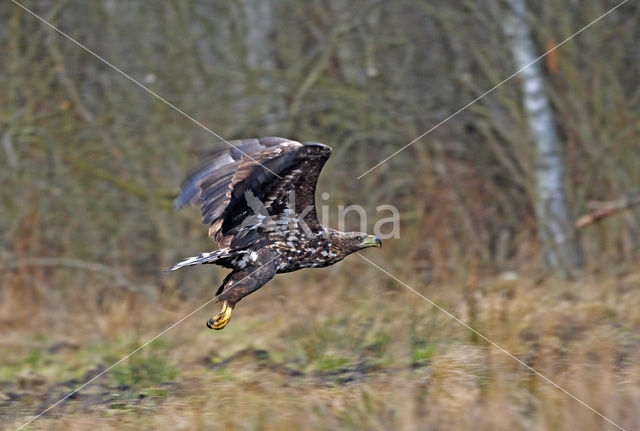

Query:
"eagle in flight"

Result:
[[168, 137, 382, 330]]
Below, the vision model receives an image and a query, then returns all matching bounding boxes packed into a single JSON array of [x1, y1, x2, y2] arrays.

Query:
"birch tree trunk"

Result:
[[503, 0, 583, 275]]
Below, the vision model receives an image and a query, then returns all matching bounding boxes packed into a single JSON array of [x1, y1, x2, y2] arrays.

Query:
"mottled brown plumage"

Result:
[[168, 137, 381, 329]]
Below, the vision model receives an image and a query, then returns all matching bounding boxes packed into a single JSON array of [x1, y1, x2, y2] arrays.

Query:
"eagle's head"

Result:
[[327, 230, 382, 259], [354, 232, 383, 250]]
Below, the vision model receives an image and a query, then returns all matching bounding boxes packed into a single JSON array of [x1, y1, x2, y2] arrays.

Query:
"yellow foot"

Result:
[[206, 301, 233, 330]]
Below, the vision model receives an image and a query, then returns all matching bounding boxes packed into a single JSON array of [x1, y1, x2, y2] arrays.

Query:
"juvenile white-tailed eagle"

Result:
[[168, 137, 382, 329]]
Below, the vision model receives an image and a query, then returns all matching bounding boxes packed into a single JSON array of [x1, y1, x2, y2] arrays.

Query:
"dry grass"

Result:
[[2, 259, 640, 431]]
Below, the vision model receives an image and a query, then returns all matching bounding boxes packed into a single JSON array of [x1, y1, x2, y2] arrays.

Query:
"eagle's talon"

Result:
[[206, 301, 233, 330]]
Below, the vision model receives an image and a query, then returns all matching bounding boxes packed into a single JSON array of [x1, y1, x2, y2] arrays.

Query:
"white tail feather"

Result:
[[165, 248, 235, 272]]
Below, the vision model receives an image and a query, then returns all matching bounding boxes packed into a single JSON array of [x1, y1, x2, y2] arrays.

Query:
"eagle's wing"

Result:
[[174, 137, 332, 248]]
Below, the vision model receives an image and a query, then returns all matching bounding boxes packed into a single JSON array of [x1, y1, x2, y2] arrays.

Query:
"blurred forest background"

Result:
[[1, 0, 640, 430]]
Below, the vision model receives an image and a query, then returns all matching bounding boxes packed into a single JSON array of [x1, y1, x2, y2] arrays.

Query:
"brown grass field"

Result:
[[2, 258, 640, 430]]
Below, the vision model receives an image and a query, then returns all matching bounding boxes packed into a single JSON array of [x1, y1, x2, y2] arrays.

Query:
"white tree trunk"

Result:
[[504, 0, 582, 274]]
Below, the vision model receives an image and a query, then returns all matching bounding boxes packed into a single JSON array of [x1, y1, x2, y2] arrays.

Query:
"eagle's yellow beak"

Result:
[[361, 235, 382, 248]]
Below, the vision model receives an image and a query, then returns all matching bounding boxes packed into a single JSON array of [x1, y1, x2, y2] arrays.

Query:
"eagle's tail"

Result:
[[165, 248, 236, 272]]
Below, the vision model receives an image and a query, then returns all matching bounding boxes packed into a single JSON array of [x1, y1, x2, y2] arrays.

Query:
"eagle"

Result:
[[167, 137, 382, 330]]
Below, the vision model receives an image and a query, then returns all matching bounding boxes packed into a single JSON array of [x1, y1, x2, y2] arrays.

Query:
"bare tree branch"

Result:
[[576, 194, 640, 228]]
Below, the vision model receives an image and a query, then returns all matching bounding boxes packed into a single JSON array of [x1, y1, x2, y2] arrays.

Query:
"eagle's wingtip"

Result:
[[172, 195, 187, 211], [303, 142, 332, 156]]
